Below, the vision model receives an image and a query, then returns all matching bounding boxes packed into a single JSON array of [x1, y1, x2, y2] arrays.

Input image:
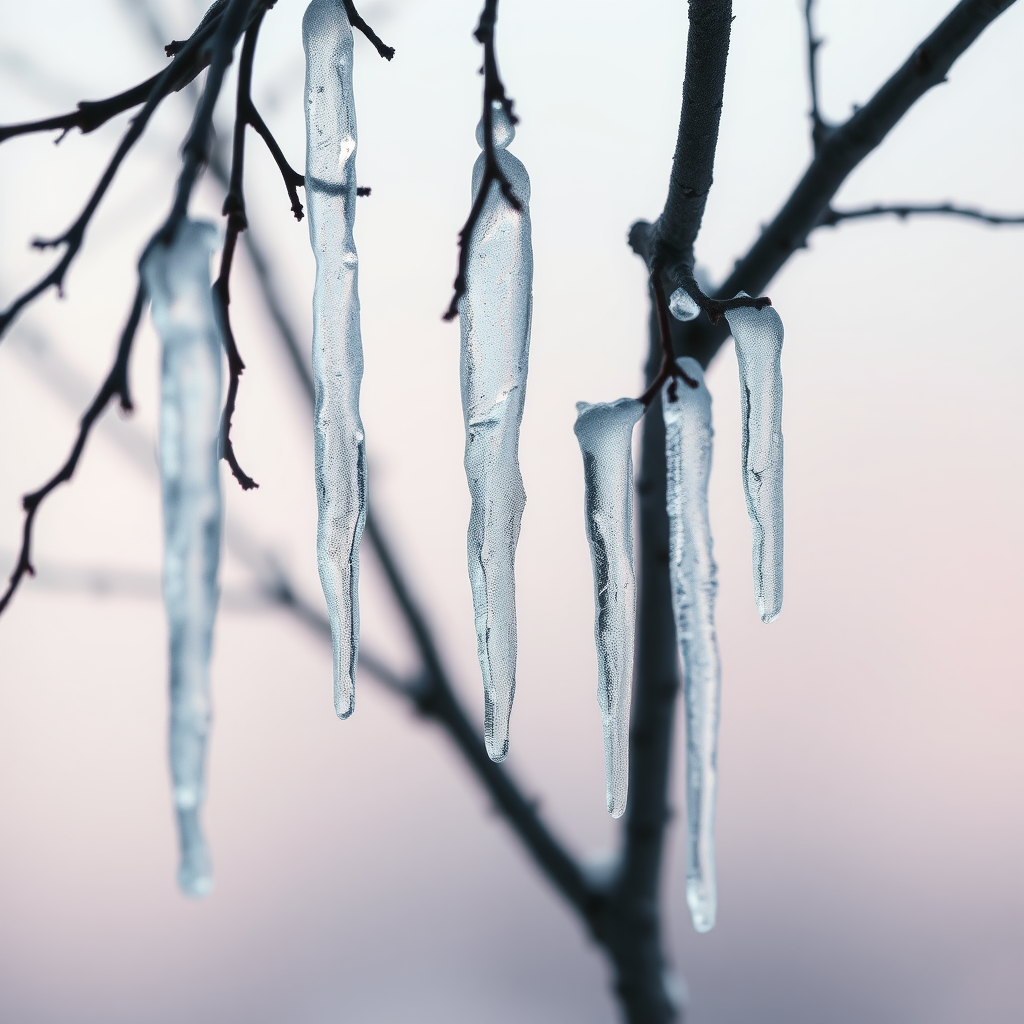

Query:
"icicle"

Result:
[[574, 398, 643, 817], [724, 297, 784, 623], [304, 0, 367, 718], [662, 358, 720, 933], [142, 219, 223, 898], [459, 102, 533, 762], [668, 287, 700, 322]]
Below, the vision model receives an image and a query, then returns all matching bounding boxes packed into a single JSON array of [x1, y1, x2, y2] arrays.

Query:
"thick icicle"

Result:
[[662, 358, 721, 933], [304, 0, 367, 718], [459, 103, 533, 762], [574, 399, 643, 817], [142, 219, 223, 898], [724, 297, 784, 623]]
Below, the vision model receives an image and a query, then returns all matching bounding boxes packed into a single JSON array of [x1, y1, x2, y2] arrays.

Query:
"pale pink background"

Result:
[[0, 1, 1021, 1022]]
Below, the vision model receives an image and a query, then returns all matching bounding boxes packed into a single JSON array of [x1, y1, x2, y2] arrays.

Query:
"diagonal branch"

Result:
[[0, 285, 144, 616], [341, 0, 396, 61], [821, 201, 1024, 227], [804, 0, 832, 152]]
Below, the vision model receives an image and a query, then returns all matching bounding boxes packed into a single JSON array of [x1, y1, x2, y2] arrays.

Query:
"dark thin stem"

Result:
[[0, 285, 144, 616], [822, 201, 1024, 227], [245, 101, 305, 221], [804, 0, 832, 151], [637, 275, 699, 409], [443, 0, 521, 321], [341, 0, 396, 60]]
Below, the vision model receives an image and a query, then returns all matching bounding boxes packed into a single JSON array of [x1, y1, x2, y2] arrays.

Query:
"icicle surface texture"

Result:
[[574, 399, 643, 817], [458, 104, 534, 763], [662, 358, 721, 932], [304, 0, 367, 718], [724, 298, 784, 623], [142, 219, 223, 898]]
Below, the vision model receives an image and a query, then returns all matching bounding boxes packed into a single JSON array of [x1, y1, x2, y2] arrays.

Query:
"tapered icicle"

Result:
[[662, 358, 721, 933], [304, 0, 367, 718], [142, 219, 223, 898], [574, 399, 643, 817], [724, 297, 784, 623], [459, 103, 533, 762]]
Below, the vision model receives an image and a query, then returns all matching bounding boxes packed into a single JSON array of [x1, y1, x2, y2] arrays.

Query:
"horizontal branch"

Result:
[[821, 201, 1024, 227]]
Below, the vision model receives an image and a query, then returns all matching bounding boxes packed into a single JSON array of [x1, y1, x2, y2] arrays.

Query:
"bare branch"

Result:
[[0, 285, 144, 616], [443, 0, 521, 321], [341, 0, 396, 61], [821, 201, 1024, 227], [804, 0, 833, 152], [245, 101, 305, 221]]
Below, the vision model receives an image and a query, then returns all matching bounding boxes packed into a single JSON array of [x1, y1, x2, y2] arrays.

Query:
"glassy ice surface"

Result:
[[141, 219, 223, 898], [459, 102, 533, 762], [304, 0, 367, 718], [662, 358, 721, 932], [724, 297, 784, 623], [668, 286, 700, 322], [574, 399, 643, 817]]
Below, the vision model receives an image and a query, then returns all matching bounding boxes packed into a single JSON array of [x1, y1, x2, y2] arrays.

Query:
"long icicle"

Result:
[[662, 358, 721, 932], [724, 297, 784, 623], [142, 219, 223, 898], [459, 102, 533, 762], [304, 0, 367, 718], [574, 398, 643, 817]]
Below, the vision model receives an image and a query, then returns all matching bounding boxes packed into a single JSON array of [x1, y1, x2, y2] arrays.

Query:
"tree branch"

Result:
[[821, 201, 1024, 227], [804, 0, 832, 152], [341, 0, 396, 61]]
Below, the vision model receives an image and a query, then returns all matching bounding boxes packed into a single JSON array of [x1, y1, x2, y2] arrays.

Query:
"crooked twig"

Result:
[[804, 0, 833, 151], [821, 201, 1024, 227], [443, 0, 521, 321], [0, 286, 144, 616], [245, 100, 305, 220], [341, 0, 396, 60], [637, 275, 700, 409]]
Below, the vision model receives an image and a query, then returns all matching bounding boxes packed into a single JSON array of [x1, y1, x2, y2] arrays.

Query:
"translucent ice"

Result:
[[459, 102, 533, 762], [304, 0, 367, 718], [724, 297, 784, 623], [574, 399, 643, 817], [142, 219, 223, 898], [662, 358, 721, 933], [668, 287, 700, 322]]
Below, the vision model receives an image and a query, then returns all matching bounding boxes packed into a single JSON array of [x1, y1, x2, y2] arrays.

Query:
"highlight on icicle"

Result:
[[574, 399, 643, 817], [723, 296, 784, 623], [662, 357, 721, 933], [458, 101, 534, 763], [141, 219, 224, 898], [303, 0, 367, 719]]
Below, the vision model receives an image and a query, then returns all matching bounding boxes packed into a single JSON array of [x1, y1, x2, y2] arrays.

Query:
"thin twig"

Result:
[[442, 0, 520, 321], [821, 201, 1024, 227], [637, 275, 699, 409], [245, 100, 305, 220], [0, 285, 144, 616], [341, 0, 396, 61], [804, 0, 832, 151]]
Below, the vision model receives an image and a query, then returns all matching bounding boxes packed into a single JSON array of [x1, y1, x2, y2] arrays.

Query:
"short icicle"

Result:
[[662, 358, 721, 932], [304, 0, 367, 718], [142, 219, 223, 898], [574, 398, 643, 817], [459, 103, 533, 762], [724, 297, 784, 623]]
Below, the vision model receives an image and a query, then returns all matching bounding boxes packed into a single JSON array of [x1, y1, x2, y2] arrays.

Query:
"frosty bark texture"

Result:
[[304, 0, 366, 718], [574, 399, 643, 817], [662, 358, 720, 933], [724, 297, 784, 623], [142, 219, 223, 898], [459, 104, 534, 763]]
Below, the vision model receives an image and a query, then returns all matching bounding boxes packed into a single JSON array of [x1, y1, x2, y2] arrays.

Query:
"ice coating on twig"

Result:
[[662, 358, 721, 932], [142, 219, 223, 898], [304, 0, 367, 718], [668, 287, 700, 322], [574, 399, 643, 817], [459, 102, 533, 762], [724, 296, 784, 623]]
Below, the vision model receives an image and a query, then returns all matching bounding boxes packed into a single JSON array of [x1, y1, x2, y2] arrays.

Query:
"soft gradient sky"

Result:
[[0, 1, 1021, 1022]]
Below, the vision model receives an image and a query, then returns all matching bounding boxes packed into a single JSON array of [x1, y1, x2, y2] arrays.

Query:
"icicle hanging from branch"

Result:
[[459, 102, 533, 762], [724, 298, 785, 623], [574, 398, 643, 817], [142, 219, 223, 898], [662, 357, 721, 933], [303, 0, 367, 718]]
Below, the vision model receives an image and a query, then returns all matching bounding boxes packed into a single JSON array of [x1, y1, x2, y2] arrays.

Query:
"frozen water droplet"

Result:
[[669, 287, 700, 322]]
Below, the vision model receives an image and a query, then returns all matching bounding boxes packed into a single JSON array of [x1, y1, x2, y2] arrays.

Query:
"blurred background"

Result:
[[0, 1, 1021, 1021]]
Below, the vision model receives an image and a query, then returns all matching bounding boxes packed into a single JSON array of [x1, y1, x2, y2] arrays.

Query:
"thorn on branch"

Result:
[[356, 186, 371, 197]]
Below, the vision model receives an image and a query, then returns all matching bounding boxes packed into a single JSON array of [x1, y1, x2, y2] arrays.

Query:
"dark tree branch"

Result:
[[0, 285, 144, 616], [341, 0, 396, 61], [245, 100, 305, 221], [443, 0, 521, 321], [821, 201, 1024, 227], [804, 0, 833, 152]]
